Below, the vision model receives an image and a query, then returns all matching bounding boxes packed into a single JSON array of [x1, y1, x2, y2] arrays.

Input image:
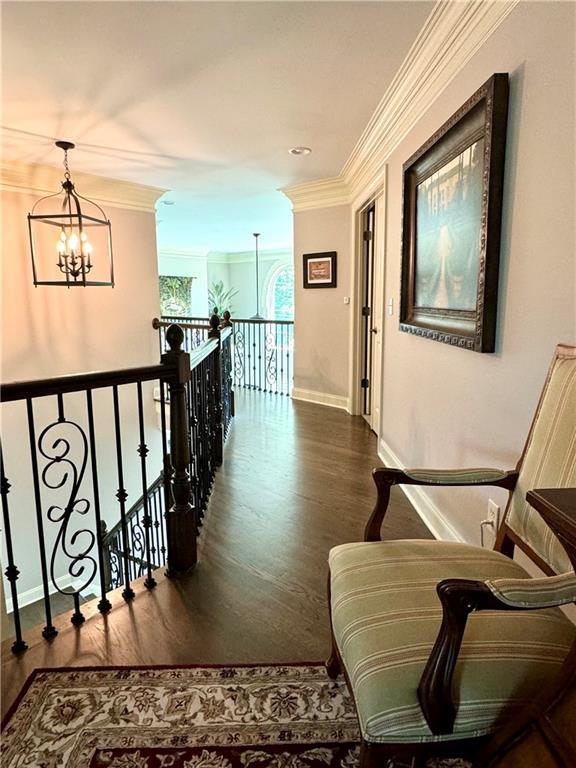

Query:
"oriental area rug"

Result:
[[1, 664, 471, 768]]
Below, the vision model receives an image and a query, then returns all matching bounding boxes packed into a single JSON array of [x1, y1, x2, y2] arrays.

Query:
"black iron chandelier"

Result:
[[28, 141, 114, 287]]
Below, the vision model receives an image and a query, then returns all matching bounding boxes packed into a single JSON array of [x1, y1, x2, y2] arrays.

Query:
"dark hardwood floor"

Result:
[[1, 389, 431, 719]]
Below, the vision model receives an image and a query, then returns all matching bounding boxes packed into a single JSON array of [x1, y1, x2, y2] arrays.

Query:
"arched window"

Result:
[[266, 264, 294, 320]]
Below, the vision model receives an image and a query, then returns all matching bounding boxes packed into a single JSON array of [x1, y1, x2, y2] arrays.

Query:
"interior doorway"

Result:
[[358, 197, 383, 434]]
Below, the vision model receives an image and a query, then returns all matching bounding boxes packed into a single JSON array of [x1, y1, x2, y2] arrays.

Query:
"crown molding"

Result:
[[342, 0, 520, 193], [282, 0, 520, 212], [207, 248, 292, 265], [1, 160, 167, 213], [158, 247, 209, 260], [281, 177, 351, 213]]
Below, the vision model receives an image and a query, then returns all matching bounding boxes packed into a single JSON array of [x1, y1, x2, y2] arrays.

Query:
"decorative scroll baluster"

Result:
[[35, 394, 99, 628], [161, 324, 196, 576], [0, 444, 28, 653], [279, 323, 285, 395], [26, 399, 57, 639], [112, 386, 135, 601]]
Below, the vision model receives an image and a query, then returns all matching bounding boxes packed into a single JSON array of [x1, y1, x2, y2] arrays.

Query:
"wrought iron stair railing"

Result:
[[101, 474, 165, 592], [0, 318, 233, 654], [157, 313, 294, 396]]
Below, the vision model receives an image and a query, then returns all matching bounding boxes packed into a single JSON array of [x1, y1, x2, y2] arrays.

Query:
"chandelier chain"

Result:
[[63, 149, 71, 180]]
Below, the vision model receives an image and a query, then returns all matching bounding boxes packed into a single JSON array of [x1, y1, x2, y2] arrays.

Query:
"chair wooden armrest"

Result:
[[365, 467, 519, 541], [418, 572, 576, 736]]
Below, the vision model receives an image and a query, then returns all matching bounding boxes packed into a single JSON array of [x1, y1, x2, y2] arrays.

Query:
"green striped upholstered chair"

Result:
[[327, 345, 576, 768]]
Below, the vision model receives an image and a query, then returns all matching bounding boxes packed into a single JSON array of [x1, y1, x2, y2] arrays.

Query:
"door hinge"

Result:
[[361, 378, 370, 389], [361, 306, 371, 317], [363, 230, 373, 241]]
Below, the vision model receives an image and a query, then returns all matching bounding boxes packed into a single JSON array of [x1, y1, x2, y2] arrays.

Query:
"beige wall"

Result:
[[290, 1, 575, 544], [2, 189, 160, 379], [293, 205, 351, 399], [1, 184, 164, 606], [379, 1, 575, 543]]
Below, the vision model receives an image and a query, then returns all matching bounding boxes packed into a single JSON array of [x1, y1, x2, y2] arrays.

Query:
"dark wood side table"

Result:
[[474, 488, 576, 768], [526, 488, 576, 569]]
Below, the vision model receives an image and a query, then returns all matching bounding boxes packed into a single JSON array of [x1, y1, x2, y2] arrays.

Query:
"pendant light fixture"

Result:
[[27, 141, 114, 287], [250, 232, 264, 320]]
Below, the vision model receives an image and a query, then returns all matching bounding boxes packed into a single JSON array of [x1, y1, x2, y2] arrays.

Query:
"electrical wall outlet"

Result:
[[487, 499, 501, 531]]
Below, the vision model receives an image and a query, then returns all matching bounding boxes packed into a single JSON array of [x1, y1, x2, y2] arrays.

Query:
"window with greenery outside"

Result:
[[267, 265, 294, 320]]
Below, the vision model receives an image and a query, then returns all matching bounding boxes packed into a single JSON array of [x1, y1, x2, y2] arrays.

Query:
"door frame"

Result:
[[348, 173, 387, 436]]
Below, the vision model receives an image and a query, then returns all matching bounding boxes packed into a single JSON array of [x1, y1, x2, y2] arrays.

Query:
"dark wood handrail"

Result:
[[190, 338, 219, 368], [2, 329, 228, 404], [1, 364, 168, 403], [153, 317, 210, 331], [161, 314, 294, 326]]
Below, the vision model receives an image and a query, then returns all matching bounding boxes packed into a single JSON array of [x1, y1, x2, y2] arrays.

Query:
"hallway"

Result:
[[1, 391, 430, 718]]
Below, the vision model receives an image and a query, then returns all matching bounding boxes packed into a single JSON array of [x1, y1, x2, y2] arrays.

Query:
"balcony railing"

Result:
[[157, 313, 294, 396], [0, 320, 233, 653]]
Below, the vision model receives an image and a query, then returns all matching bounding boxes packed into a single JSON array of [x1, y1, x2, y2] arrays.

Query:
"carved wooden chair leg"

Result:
[[325, 629, 341, 679], [360, 740, 404, 768], [326, 571, 342, 679]]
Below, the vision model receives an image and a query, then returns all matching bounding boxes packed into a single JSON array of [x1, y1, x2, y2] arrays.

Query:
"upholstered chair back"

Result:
[[505, 345, 576, 574]]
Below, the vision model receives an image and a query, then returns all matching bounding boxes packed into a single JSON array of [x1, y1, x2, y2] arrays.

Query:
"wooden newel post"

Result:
[[161, 324, 197, 576], [208, 311, 224, 467]]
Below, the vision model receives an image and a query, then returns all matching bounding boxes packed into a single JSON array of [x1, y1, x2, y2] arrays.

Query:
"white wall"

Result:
[[293, 205, 351, 402], [1, 179, 165, 610], [377, 0, 575, 544]]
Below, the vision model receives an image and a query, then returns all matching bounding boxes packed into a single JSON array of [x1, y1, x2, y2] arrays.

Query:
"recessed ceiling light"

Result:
[[288, 146, 312, 156], [162, 200, 175, 205]]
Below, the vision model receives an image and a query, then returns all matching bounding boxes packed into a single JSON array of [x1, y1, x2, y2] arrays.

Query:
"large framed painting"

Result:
[[303, 252, 337, 288], [399, 73, 509, 352], [159, 275, 194, 316]]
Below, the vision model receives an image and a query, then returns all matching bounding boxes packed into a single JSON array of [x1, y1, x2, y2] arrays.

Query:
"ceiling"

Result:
[[2, 1, 433, 254]]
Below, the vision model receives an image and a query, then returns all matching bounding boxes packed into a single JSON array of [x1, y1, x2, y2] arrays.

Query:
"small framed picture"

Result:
[[303, 251, 337, 288]]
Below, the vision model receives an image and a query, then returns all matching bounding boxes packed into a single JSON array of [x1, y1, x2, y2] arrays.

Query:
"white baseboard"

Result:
[[378, 438, 463, 543], [292, 388, 350, 412], [4, 573, 84, 614]]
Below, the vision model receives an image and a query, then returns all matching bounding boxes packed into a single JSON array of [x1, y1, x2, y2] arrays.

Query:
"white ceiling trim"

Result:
[[283, 0, 520, 212], [280, 176, 351, 213], [207, 248, 292, 265], [1, 160, 167, 213], [158, 247, 210, 260]]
